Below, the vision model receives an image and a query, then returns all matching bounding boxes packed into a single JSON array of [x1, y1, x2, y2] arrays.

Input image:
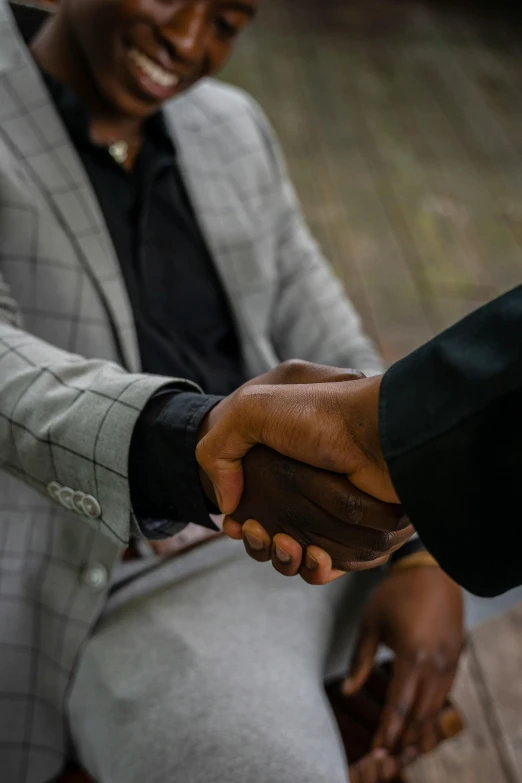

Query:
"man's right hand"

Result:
[[197, 361, 412, 582], [197, 362, 396, 515]]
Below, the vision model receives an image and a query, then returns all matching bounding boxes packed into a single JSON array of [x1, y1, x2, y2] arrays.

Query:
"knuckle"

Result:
[[404, 647, 429, 667], [433, 649, 454, 674], [277, 358, 309, 381], [413, 649, 429, 666], [393, 702, 410, 719], [335, 491, 365, 525], [368, 529, 397, 554]]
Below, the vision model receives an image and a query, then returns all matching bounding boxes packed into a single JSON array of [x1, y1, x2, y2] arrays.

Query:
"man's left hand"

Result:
[[344, 564, 464, 775]]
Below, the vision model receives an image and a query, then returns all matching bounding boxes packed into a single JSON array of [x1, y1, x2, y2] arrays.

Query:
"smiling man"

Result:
[[0, 1, 471, 782]]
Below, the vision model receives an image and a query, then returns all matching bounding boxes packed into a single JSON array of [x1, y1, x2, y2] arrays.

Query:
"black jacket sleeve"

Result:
[[379, 284, 522, 597]]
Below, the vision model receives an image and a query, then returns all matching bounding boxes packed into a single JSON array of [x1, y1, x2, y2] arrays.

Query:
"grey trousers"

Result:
[[67, 537, 522, 783]]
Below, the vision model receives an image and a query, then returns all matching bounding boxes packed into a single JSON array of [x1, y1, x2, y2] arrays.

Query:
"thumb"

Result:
[[342, 624, 379, 696], [200, 454, 245, 515]]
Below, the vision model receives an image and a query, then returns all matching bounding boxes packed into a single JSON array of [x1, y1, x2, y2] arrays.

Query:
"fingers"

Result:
[[271, 533, 303, 577], [299, 545, 346, 584], [343, 624, 379, 696], [226, 520, 305, 574], [224, 522, 346, 584], [372, 659, 421, 753], [337, 553, 391, 572], [240, 519, 272, 562], [401, 669, 457, 748], [298, 468, 408, 536], [222, 517, 243, 540], [351, 749, 404, 783], [350, 755, 379, 783]]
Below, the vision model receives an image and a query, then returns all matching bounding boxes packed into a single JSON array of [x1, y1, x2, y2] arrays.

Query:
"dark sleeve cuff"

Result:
[[129, 390, 223, 538], [379, 353, 522, 597], [389, 535, 426, 563]]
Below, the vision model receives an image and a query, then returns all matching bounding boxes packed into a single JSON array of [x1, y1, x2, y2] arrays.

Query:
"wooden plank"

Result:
[[470, 605, 522, 781], [427, 294, 495, 332], [223, 0, 522, 358], [408, 653, 509, 783]]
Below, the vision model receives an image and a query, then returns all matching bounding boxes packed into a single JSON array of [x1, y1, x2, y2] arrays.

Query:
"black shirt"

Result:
[[42, 70, 245, 397], [42, 70, 241, 530]]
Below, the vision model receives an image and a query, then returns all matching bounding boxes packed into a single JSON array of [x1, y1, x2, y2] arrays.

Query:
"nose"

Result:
[[161, 1, 208, 66]]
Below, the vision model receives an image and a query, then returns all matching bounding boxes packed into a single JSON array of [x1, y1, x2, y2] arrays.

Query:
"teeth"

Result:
[[128, 47, 179, 88]]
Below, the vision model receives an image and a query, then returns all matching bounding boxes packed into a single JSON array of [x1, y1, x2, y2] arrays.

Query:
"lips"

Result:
[[127, 46, 180, 89]]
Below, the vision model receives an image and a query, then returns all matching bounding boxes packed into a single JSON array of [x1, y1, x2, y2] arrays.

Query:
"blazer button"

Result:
[[82, 563, 108, 591], [72, 490, 86, 515], [47, 481, 62, 503], [82, 495, 102, 520], [59, 486, 75, 510]]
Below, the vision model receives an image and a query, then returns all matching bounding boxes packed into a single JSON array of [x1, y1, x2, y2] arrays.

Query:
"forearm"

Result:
[[0, 321, 198, 544], [379, 286, 522, 595]]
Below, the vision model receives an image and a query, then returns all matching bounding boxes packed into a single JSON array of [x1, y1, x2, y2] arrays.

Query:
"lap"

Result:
[[69, 536, 522, 783], [67, 537, 377, 783]]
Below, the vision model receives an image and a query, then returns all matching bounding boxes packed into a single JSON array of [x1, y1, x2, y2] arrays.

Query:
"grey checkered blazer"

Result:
[[0, 1, 381, 780]]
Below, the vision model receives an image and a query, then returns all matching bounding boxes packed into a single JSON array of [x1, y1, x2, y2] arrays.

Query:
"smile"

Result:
[[127, 47, 179, 89]]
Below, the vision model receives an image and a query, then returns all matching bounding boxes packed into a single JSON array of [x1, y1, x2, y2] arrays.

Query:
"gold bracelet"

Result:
[[388, 551, 440, 574]]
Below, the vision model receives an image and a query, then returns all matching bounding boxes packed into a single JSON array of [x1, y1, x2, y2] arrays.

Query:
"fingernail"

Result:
[[275, 545, 291, 564], [305, 553, 318, 570], [244, 532, 265, 551], [372, 748, 388, 761]]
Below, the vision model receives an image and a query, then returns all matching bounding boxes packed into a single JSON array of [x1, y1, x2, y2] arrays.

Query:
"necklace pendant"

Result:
[[108, 140, 128, 164]]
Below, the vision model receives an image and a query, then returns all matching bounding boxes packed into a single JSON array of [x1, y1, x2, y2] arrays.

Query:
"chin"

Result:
[[102, 83, 160, 120]]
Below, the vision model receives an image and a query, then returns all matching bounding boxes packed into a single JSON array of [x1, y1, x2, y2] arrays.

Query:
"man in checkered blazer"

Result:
[[1, 1, 500, 782]]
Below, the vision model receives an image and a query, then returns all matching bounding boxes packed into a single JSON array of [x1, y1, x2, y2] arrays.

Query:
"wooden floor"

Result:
[[221, 1, 522, 780]]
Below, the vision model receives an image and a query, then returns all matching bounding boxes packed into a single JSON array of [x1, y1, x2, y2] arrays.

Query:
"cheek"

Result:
[[72, 5, 120, 73]]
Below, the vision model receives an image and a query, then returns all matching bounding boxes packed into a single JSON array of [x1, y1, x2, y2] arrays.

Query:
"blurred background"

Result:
[[220, 1, 522, 780]]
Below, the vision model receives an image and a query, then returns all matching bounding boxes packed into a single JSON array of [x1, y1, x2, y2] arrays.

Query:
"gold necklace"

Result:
[[107, 140, 129, 164]]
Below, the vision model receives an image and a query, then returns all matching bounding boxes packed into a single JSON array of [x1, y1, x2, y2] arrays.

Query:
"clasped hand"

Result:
[[197, 360, 413, 584]]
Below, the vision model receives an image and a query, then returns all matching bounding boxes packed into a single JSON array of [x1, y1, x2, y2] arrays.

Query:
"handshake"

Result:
[[196, 360, 413, 584]]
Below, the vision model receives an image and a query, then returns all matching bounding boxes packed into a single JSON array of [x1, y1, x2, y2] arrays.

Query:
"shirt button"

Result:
[[59, 486, 75, 510], [82, 495, 102, 520], [82, 563, 108, 591], [47, 481, 62, 503]]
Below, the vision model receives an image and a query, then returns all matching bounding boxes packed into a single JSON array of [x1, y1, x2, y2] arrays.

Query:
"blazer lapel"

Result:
[[0, 0, 141, 371], [165, 87, 276, 372]]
